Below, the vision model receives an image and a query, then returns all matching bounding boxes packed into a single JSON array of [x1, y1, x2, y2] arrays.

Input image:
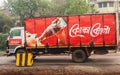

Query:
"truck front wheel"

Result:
[[72, 49, 87, 63], [16, 49, 27, 54], [15, 49, 27, 58]]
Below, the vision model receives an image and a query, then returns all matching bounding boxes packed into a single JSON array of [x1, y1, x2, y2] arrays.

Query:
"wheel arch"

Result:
[[14, 46, 25, 54]]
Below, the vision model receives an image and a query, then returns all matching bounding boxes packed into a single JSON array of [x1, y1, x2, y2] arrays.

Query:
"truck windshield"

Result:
[[10, 29, 21, 38]]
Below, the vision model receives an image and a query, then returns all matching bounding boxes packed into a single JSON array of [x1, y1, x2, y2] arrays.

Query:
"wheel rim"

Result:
[[72, 50, 87, 63], [76, 52, 83, 60]]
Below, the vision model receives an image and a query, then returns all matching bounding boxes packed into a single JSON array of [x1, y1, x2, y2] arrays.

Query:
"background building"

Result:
[[90, 0, 120, 13]]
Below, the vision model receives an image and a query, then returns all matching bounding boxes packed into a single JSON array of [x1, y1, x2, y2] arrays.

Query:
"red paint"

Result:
[[9, 39, 22, 45], [24, 14, 116, 47]]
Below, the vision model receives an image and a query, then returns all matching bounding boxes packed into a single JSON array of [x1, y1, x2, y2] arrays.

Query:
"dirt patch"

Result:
[[0, 54, 6, 57], [0, 64, 120, 75], [0, 69, 119, 75]]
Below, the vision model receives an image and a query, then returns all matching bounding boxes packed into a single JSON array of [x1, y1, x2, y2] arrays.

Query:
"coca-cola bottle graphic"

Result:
[[38, 17, 67, 41]]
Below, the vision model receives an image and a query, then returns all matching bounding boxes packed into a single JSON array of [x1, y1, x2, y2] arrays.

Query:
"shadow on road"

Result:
[[8, 55, 120, 65]]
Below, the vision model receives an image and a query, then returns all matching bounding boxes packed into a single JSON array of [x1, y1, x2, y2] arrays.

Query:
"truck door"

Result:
[[8, 29, 22, 46]]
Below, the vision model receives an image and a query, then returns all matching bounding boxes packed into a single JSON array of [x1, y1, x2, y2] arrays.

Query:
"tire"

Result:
[[16, 49, 26, 53], [15, 49, 27, 55], [72, 49, 87, 63], [15, 49, 26, 58]]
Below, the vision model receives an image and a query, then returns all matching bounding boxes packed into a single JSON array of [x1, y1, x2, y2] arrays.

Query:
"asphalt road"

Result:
[[0, 53, 120, 75], [0, 53, 120, 65]]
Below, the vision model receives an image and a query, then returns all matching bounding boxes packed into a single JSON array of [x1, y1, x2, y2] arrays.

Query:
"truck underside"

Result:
[[13, 45, 116, 63]]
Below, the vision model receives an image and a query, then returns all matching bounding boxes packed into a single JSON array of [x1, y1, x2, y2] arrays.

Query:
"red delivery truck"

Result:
[[6, 13, 118, 63]]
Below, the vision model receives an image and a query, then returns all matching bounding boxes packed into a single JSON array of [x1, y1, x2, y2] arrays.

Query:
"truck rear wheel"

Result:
[[72, 49, 87, 63]]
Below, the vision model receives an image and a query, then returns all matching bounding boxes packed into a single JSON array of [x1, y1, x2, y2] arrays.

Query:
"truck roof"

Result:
[[11, 27, 24, 30]]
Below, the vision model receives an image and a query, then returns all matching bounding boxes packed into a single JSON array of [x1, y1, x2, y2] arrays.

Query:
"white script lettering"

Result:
[[69, 23, 110, 37]]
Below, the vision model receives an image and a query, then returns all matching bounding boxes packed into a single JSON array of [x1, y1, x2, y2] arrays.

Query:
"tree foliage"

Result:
[[7, 0, 38, 26], [50, 0, 68, 16], [0, 12, 13, 49], [64, 0, 90, 15], [0, 12, 13, 33], [0, 33, 8, 49], [35, 0, 53, 17], [7, 0, 92, 18]]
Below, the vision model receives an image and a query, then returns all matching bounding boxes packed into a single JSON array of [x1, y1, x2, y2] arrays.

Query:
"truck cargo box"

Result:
[[24, 13, 116, 48]]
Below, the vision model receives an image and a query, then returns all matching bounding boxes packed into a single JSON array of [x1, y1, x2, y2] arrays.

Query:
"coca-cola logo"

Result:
[[69, 23, 110, 37]]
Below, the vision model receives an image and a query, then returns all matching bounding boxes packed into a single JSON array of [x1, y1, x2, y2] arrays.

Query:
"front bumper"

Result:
[[6, 49, 15, 56]]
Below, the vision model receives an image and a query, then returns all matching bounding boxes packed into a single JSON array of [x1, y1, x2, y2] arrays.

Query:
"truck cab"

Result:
[[6, 27, 24, 55]]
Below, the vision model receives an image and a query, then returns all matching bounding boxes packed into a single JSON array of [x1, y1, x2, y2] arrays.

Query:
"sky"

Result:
[[0, 0, 4, 6], [0, 0, 7, 7]]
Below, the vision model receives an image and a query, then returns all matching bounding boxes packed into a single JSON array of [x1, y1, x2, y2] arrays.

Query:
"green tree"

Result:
[[64, 0, 91, 15], [7, 0, 92, 16], [6, 0, 92, 24], [50, 0, 92, 16], [0, 33, 8, 49], [35, 0, 53, 17], [0, 12, 13, 33], [7, 0, 38, 26], [50, 0, 68, 16], [36, 0, 66, 17]]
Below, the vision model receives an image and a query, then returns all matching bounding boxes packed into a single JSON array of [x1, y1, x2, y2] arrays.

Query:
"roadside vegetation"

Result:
[[0, 50, 5, 54], [0, 0, 94, 51], [0, 12, 12, 50]]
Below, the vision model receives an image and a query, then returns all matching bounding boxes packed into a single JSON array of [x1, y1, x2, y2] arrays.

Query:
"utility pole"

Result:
[[115, 0, 119, 52]]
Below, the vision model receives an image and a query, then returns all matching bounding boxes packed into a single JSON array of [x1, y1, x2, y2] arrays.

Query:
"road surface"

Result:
[[0, 53, 120, 75], [1, 53, 120, 65]]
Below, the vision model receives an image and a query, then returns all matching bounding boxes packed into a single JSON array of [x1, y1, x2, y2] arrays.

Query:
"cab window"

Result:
[[10, 29, 21, 38]]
